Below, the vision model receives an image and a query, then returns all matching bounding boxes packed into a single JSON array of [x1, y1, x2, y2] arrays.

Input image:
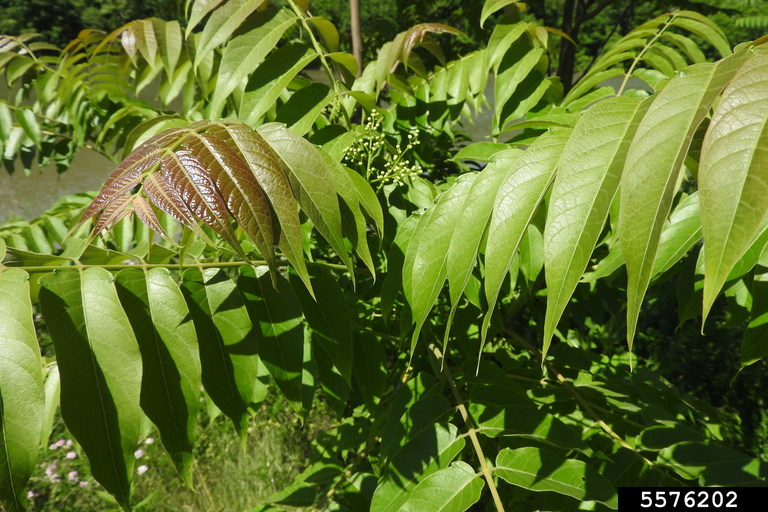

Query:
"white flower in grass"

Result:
[[79, 481, 89, 488], [134, 448, 145, 459], [137, 464, 149, 475], [144, 437, 155, 445], [68, 471, 79, 482], [65, 451, 77, 459]]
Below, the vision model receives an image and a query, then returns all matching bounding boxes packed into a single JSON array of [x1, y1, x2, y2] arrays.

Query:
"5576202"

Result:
[[618, 487, 765, 511]]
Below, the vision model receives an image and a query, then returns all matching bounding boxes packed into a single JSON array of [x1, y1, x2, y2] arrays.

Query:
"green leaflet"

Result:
[[240, 43, 317, 125], [620, 54, 749, 350], [0, 269, 43, 512], [39, 268, 142, 507], [651, 192, 702, 278], [275, 83, 333, 136], [480, 0, 519, 28], [699, 53, 768, 323], [39, 364, 60, 454], [582, 192, 702, 284], [543, 96, 650, 360], [483, 129, 572, 346], [238, 266, 307, 417], [398, 461, 483, 512], [193, 0, 266, 69], [444, 153, 520, 347], [495, 447, 618, 509], [258, 123, 380, 280], [403, 173, 476, 356], [180, 268, 259, 439], [370, 423, 466, 512], [657, 441, 768, 485], [185, 0, 225, 35], [741, 269, 768, 368], [114, 268, 201, 486], [209, 7, 297, 117], [352, 332, 387, 409]]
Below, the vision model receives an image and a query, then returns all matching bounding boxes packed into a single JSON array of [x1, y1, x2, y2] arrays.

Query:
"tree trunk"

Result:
[[350, 0, 363, 76], [557, 0, 577, 93]]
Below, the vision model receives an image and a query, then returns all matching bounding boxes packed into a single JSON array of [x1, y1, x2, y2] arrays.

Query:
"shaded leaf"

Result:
[[180, 268, 259, 438], [399, 461, 483, 512], [495, 447, 617, 508], [238, 266, 306, 417], [0, 269, 43, 512], [115, 268, 201, 486], [39, 269, 142, 507]]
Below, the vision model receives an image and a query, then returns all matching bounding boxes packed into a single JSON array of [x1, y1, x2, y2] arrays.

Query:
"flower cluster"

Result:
[[343, 110, 422, 186]]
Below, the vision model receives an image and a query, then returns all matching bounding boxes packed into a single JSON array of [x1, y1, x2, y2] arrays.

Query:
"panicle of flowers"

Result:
[[343, 110, 386, 176], [373, 128, 422, 186]]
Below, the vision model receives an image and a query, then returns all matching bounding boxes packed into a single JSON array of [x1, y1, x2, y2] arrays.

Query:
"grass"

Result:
[[27, 393, 323, 512]]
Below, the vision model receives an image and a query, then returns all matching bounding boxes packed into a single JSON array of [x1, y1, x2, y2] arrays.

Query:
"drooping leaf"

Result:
[[238, 266, 307, 417], [699, 52, 768, 322], [483, 129, 571, 345], [657, 441, 768, 485], [0, 269, 43, 512], [114, 268, 201, 486], [481, 0, 519, 27], [495, 447, 618, 509], [620, 55, 748, 349], [240, 43, 317, 125], [741, 268, 768, 368], [403, 173, 476, 355], [275, 83, 333, 136], [186, 0, 226, 36], [543, 96, 649, 359], [180, 268, 259, 438], [290, 272, 352, 384], [444, 155, 520, 345], [257, 123, 356, 279], [39, 364, 60, 453], [39, 269, 142, 507], [651, 192, 702, 278]]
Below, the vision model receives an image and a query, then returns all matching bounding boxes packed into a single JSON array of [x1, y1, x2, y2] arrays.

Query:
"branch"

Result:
[[503, 329, 655, 467], [429, 344, 506, 512]]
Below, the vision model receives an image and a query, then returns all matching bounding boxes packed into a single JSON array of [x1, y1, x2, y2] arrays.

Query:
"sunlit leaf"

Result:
[[483, 129, 571, 345], [699, 53, 768, 322], [620, 55, 748, 349], [543, 96, 649, 359]]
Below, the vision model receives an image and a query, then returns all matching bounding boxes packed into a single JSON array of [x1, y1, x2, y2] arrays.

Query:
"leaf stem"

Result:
[[617, 13, 677, 96], [504, 329, 655, 467], [429, 344, 506, 512], [285, 0, 352, 128], [5, 259, 350, 274]]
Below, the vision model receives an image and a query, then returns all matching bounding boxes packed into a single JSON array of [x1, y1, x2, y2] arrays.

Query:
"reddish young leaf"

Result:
[[184, 132, 276, 273]]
